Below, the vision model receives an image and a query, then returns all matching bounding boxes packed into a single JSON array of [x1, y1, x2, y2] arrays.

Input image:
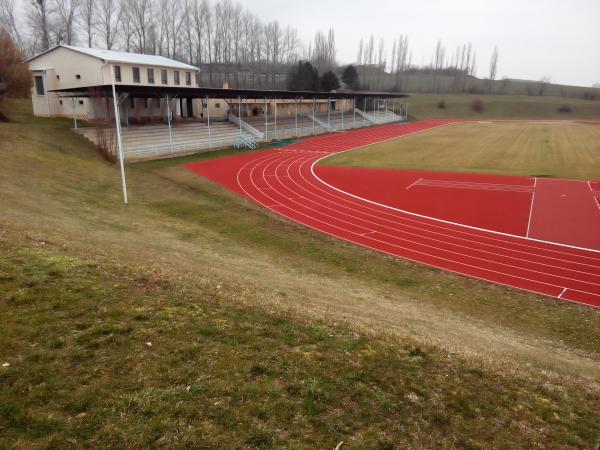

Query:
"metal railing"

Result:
[[124, 135, 239, 159]]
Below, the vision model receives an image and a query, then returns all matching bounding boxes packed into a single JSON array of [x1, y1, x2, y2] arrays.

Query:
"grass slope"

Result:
[[323, 122, 600, 181], [399, 94, 600, 120], [1, 99, 600, 448]]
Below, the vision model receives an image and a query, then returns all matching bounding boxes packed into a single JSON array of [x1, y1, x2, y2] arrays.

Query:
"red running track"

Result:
[[186, 120, 600, 308]]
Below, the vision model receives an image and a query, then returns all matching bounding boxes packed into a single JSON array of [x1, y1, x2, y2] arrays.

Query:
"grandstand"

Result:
[[58, 84, 408, 160], [29, 45, 408, 161]]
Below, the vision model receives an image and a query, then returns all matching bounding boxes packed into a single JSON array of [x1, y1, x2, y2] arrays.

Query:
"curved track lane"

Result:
[[195, 120, 600, 308]]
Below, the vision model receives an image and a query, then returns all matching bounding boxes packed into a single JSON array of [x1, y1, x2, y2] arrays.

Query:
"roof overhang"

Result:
[[49, 84, 410, 100]]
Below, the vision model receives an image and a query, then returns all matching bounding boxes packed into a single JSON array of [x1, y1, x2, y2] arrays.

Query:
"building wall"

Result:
[[29, 47, 200, 121]]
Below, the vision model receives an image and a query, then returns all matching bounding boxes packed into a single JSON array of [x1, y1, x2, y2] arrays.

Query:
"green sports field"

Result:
[[322, 121, 600, 180]]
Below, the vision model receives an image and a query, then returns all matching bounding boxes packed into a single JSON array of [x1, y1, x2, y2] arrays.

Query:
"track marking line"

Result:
[[533, 176, 537, 188], [415, 180, 534, 193], [558, 288, 568, 299], [360, 231, 378, 236], [405, 177, 423, 190], [526, 192, 536, 238], [595, 197, 600, 211]]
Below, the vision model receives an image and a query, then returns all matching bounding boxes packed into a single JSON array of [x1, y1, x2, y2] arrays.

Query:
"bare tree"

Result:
[[27, 0, 54, 52], [96, 0, 119, 49], [538, 75, 551, 96], [0, 0, 23, 49], [119, 0, 133, 51], [55, 0, 80, 45], [129, 0, 151, 52], [432, 39, 445, 92], [488, 45, 498, 92], [78, 0, 94, 47]]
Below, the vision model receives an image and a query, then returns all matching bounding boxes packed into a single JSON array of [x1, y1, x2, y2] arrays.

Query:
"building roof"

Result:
[[28, 45, 200, 71], [50, 84, 410, 100]]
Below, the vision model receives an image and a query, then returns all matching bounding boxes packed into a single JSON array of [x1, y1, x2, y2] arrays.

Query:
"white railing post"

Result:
[[71, 97, 78, 129], [206, 95, 211, 148], [166, 95, 173, 154], [238, 96, 242, 139], [341, 98, 344, 129], [295, 98, 298, 137], [312, 97, 316, 135], [264, 97, 268, 141]]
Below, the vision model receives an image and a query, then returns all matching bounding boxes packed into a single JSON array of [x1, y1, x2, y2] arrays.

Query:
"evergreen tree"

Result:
[[287, 61, 320, 91], [320, 70, 340, 92], [341, 65, 360, 90]]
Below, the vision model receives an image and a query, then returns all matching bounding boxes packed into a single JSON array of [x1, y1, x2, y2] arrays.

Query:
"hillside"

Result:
[[399, 94, 600, 120], [1, 99, 599, 448]]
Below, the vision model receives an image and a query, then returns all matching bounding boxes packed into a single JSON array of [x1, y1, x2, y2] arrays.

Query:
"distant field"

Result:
[[323, 122, 600, 180], [397, 94, 600, 120]]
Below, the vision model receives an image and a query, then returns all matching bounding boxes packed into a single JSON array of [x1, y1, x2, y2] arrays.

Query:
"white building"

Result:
[[27, 45, 202, 121]]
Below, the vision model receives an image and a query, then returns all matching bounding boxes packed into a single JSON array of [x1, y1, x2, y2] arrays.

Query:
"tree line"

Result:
[[4, 0, 596, 98]]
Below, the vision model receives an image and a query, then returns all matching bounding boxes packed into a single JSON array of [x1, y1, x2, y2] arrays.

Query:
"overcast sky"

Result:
[[237, 0, 600, 87]]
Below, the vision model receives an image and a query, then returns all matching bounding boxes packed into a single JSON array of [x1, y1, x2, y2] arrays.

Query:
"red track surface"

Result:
[[186, 120, 600, 308]]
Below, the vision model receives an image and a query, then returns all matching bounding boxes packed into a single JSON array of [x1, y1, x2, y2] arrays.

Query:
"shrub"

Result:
[[471, 98, 485, 113], [437, 100, 446, 109], [557, 104, 572, 113]]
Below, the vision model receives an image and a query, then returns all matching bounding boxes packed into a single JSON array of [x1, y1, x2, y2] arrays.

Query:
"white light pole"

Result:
[[111, 66, 128, 204]]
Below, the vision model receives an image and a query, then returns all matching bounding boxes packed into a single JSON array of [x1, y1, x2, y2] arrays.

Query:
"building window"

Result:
[[147, 68, 155, 84], [76, 74, 81, 79], [161, 70, 168, 85], [59, 100, 63, 105], [114, 65, 121, 82], [132, 67, 140, 83], [144, 98, 149, 109], [185, 72, 191, 86], [79, 100, 84, 105], [56, 75, 60, 80], [215, 103, 221, 109], [34, 76, 45, 95], [174, 71, 180, 85]]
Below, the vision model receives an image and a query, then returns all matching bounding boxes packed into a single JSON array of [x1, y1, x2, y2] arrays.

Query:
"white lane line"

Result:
[[533, 176, 537, 188], [405, 177, 423, 190], [415, 182, 534, 193], [588, 181, 593, 192], [361, 231, 378, 236], [558, 288, 568, 299], [595, 197, 600, 211], [526, 192, 536, 238]]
